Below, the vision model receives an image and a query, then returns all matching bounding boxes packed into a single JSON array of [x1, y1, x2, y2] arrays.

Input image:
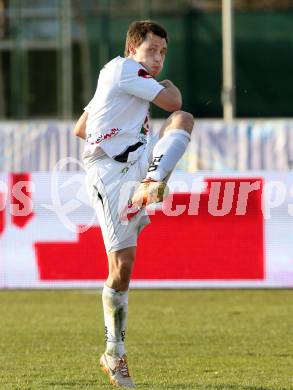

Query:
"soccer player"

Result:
[[74, 20, 194, 388]]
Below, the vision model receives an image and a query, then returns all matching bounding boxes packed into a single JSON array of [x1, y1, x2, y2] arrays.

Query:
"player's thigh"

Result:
[[158, 110, 194, 138], [108, 246, 136, 276], [86, 157, 150, 253]]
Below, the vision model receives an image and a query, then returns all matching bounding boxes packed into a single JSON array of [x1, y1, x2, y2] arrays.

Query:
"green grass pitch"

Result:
[[0, 289, 292, 389]]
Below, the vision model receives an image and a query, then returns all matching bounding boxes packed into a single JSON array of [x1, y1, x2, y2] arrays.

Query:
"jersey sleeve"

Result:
[[83, 101, 92, 113], [119, 60, 164, 102]]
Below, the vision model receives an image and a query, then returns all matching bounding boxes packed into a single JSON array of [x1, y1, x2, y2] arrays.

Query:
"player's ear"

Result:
[[128, 43, 136, 55]]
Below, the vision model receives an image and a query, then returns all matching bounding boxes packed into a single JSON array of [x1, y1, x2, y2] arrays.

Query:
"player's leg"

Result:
[[158, 109, 194, 138], [103, 247, 135, 358], [86, 156, 149, 387], [100, 246, 136, 388], [149, 110, 194, 180], [106, 247, 135, 291], [132, 110, 194, 206]]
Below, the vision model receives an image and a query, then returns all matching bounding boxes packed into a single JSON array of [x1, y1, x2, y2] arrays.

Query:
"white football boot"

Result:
[[119, 179, 169, 222], [131, 178, 169, 209], [100, 352, 135, 388]]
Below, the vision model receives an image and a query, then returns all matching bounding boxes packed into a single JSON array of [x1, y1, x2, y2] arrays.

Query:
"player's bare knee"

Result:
[[115, 251, 134, 278], [168, 110, 194, 133], [108, 261, 132, 289], [114, 261, 132, 287]]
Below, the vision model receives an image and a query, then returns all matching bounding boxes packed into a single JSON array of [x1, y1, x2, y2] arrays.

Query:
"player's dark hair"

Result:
[[124, 20, 168, 56]]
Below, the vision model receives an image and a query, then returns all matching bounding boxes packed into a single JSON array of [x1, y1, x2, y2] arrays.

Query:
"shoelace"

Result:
[[116, 357, 130, 377]]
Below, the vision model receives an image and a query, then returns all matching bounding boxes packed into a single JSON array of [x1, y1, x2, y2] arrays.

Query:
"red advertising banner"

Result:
[[0, 172, 292, 288]]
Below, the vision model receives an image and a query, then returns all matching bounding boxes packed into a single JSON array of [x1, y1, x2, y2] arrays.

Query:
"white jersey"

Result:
[[83, 56, 164, 165]]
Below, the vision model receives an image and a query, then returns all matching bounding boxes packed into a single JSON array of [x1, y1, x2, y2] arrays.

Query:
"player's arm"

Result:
[[73, 111, 88, 140], [152, 79, 182, 112]]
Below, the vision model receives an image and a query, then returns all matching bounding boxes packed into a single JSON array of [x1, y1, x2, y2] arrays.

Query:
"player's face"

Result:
[[130, 32, 167, 77]]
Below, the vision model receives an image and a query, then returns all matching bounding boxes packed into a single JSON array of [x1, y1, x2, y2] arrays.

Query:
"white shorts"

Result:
[[84, 135, 158, 253]]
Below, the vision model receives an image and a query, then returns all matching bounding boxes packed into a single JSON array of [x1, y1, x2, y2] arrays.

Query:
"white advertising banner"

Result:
[[1, 120, 293, 171], [0, 171, 292, 289]]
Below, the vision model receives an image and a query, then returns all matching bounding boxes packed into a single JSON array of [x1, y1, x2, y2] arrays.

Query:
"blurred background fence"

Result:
[[0, 119, 292, 171], [1, 0, 293, 120]]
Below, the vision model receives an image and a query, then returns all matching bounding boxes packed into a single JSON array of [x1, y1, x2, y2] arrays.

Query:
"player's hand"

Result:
[[153, 79, 182, 111], [159, 79, 174, 88]]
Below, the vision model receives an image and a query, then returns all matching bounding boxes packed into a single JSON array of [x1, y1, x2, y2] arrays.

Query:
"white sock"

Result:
[[146, 129, 191, 181], [102, 284, 128, 357]]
